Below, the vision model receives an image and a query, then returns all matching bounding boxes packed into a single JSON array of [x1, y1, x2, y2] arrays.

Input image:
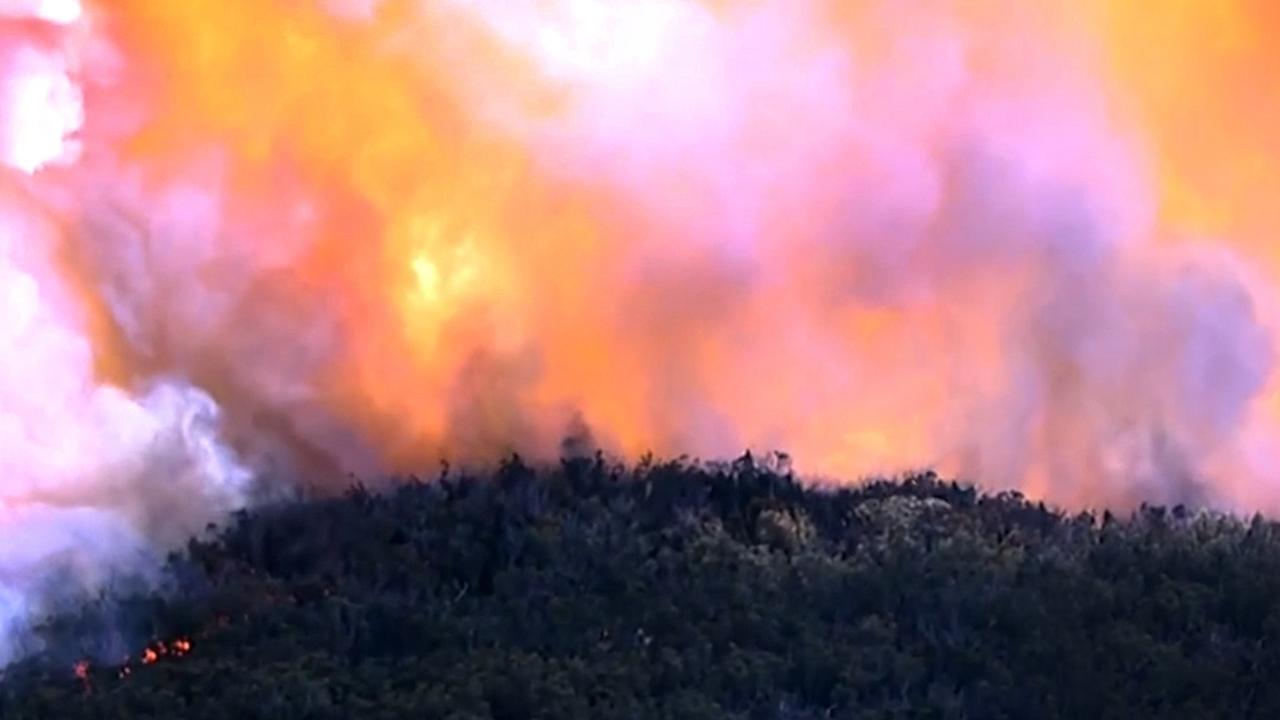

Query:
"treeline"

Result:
[[4, 453, 1280, 718]]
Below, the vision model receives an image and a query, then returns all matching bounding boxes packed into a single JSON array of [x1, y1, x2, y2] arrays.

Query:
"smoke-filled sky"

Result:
[[1, 0, 1280, 662]]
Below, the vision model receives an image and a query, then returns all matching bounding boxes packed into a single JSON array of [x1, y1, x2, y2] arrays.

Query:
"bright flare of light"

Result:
[[0, 0, 81, 24], [0, 45, 81, 173], [453, 0, 704, 88]]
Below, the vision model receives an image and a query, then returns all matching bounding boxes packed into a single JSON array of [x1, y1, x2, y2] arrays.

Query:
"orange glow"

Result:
[[73, 659, 91, 694], [0, 0, 1274, 517], [1092, 1, 1280, 248]]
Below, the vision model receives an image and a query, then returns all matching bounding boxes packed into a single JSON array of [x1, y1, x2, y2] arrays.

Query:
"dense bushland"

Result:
[[4, 454, 1280, 719]]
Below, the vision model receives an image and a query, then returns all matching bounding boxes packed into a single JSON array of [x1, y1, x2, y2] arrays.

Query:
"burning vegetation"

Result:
[[131, 636, 193, 670], [71, 636, 197, 692]]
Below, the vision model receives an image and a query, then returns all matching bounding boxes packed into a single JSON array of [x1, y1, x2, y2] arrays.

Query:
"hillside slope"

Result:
[[4, 455, 1280, 719]]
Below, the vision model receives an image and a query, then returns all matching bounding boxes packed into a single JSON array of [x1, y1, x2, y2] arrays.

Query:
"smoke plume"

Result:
[[0, 0, 1279, 662]]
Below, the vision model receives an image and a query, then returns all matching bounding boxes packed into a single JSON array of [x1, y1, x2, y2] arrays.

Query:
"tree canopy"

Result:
[[4, 454, 1280, 719]]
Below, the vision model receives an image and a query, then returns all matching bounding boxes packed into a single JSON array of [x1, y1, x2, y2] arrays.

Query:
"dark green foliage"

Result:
[[4, 453, 1280, 718]]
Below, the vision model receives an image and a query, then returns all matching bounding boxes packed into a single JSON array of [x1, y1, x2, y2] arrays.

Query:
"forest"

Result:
[[3, 453, 1280, 719]]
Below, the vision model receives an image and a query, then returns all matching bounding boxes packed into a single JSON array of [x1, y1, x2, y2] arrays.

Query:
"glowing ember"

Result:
[[72, 659, 91, 694], [127, 636, 196, 669]]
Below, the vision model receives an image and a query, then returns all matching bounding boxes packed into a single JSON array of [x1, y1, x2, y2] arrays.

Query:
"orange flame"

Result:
[[0, 0, 1274, 513]]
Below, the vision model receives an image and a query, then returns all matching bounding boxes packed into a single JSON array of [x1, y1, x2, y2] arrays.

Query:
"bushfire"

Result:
[[0, 0, 1278, 669], [72, 636, 196, 691]]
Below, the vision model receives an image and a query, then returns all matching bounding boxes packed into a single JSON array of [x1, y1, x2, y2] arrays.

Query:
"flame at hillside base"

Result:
[[1, 0, 1280, 664]]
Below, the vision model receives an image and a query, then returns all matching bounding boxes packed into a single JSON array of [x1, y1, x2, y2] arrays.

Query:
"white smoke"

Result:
[[0, 5, 249, 665]]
